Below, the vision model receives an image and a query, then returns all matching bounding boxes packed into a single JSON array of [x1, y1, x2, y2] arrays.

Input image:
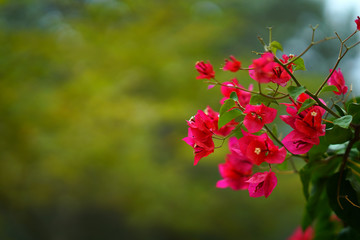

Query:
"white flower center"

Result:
[[254, 148, 261, 155], [311, 111, 317, 117]]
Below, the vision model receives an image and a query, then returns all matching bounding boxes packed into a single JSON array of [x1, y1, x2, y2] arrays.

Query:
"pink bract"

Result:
[[223, 55, 242, 72], [247, 171, 277, 198], [249, 53, 293, 86], [205, 106, 236, 137], [249, 52, 276, 83], [226, 137, 254, 173], [282, 130, 320, 155], [238, 130, 286, 165], [183, 107, 236, 165], [243, 104, 277, 133], [280, 93, 326, 142], [294, 108, 325, 138], [195, 61, 215, 80], [328, 68, 348, 95], [271, 54, 294, 86], [183, 128, 214, 165], [288, 226, 314, 240], [220, 78, 253, 107], [216, 138, 253, 190], [216, 162, 250, 190], [355, 16, 360, 31]]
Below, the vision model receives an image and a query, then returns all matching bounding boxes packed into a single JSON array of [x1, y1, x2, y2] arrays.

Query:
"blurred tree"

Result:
[[0, 0, 345, 239]]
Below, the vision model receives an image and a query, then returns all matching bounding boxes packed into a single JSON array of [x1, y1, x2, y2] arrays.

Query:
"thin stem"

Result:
[[349, 41, 360, 49], [274, 56, 301, 87], [258, 81, 262, 94], [208, 80, 258, 95], [310, 24, 319, 42], [348, 159, 360, 168], [240, 67, 255, 71], [209, 80, 290, 101], [305, 90, 341, 118], [343, 29, 358, 43], [264, 125, 300, 173], [337, 126, 360, 209], [264, 125, 284, 147], [314, 30, 354, 96], [268, 27, 273, 43], [284, 36, 336, 67], [257, 36, 266, 46], [343, 195, 360, 209], [215, 122, 245, 147]]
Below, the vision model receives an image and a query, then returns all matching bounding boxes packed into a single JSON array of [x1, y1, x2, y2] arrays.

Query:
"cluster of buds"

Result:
[[183, 17, 360, 239]]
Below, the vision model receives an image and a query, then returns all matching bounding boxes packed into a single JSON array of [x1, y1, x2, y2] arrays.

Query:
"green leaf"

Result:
[[297, 98, 316, 114], [249, 94, 278, 105], [334, 104, 346, 117], [333, 115, 353, 129], [327, 171, 360, 230], [219, 99, 236, 116], [346, 97, 360, 109], [346, 169, 360, 201], [348, 102, 360, 115], [293, 57, 306, 71], [348, 103, 360, 124], [308, 136, 329, 162], [270, 41, 283, 54], [232, 124, 245, 139], [319, 85, 338, 95], [287, 86, 306, 100], [325, 125, 353, 144], [313, 201, 336, 240], [229, 91, 238, 102], [302, 179, 328, 230], [218, 108, 243, 128], [300, 165, 311, 201], [310, 156, 341, 181]]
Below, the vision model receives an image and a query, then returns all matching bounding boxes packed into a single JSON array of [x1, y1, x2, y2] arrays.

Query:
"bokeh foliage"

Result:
[[0, 0, 345, 239]]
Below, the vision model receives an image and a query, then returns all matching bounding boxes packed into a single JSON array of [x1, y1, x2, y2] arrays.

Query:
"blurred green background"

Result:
[[0, 0, 357, 239]]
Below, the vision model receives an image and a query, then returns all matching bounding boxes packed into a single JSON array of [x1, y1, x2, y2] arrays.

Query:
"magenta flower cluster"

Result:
[[184, 51, 348, 199], [183, 18, 360, 240]]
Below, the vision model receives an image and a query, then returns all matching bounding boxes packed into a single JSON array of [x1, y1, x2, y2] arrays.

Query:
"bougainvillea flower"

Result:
[[287, 226, 314, 240], [216, 138, 253, 190], [355, 16, 360, 31], [249, 52, 277, 83], [247, 171, 277, 198], [195, 61, 215, 79], [238, 130, 287, 165], [226, 137, 254, 172], [282, 130, 320, 155], [249, 53, 294, 86], [328, 68, 348, 95], [223, 55, 242, 72], [205, 106, 236, 136], [270, 54, 294, 87], [183, 107, 236, 165], [186, 109, 214, 135], [183, 128, 214, 165], [280, 93, 326, 135], [294, 107, 326, 138], [183, 109, 215, 165], [243, 104, 277, 133], [220, 78, 253, 107]]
